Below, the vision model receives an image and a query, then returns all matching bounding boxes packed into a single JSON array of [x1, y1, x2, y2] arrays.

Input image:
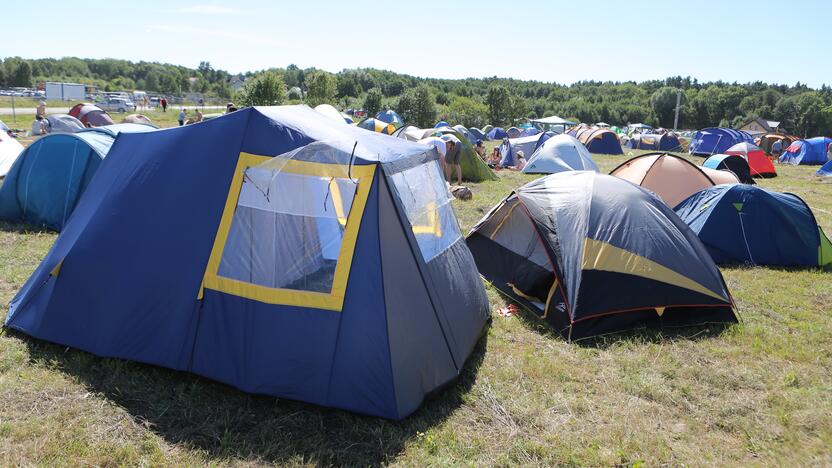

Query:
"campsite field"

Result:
[[1, 132, 831, 464]]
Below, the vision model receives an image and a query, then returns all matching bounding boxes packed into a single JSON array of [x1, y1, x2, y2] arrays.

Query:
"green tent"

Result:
[[394, 125, 497, 182]]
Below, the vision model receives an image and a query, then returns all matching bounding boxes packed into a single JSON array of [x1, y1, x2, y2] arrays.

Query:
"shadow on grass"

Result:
[[512, 306, 735, 349], [17, 329, 488, 466], [0, 220, 54, 235]]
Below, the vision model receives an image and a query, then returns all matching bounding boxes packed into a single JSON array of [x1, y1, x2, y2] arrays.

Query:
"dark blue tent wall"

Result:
[[4, 106, 490, 420], [689, 128, 754, 156], [779, 137, 832, 165]]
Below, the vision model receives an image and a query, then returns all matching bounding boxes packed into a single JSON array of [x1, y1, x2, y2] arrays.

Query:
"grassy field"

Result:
[[1, 130, 831, 465]]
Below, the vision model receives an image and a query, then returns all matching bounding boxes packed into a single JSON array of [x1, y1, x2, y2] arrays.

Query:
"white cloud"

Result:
[[145, 24, 288, 48], [174, 5, 247, 15]]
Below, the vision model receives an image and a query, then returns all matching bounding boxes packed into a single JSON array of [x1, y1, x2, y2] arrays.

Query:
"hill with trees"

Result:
[[2, 56, 830, 136]]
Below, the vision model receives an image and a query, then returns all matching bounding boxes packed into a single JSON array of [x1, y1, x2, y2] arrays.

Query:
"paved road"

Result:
[[0, 105, 225, 115]]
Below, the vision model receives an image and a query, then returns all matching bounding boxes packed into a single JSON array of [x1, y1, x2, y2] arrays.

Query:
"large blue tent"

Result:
[[779, 137, 832, 165], [675, 185, 832, 267], [689, 128, 754, 156], [5, 106, 490, 420], [486, 127, 508, 140]]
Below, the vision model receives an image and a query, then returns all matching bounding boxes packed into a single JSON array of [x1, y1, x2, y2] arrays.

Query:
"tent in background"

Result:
[[676, 185, 832, 267], [818, 159, 832, 176], [468, 127, 486, 141], [522, 134, 597, 174], [568, 127, 624, 155], [703, 154, 755, 184], [122, 114, 156, 127], [68, 103, 115, 127], [625, 133, 682, 152], [724, 142, 777, 178], [376, 110, 404, 127], [758, 133, 798, 156], [779, 137, 832, 165], [358, 118, 396, 135], [434, 121, 450, 128], [4, 106, 490, 420], [393, 125, 497, 182], [486, 127, 507, 140], [610, 152, 739, 208], [452, 124, 475, 144], [499, 133, 547, 167], [530, 115, 575, 134], [0, 124, 156, 230], [689, 128, 754, 156], [506, 127, 522, 138], [466, 171, 737, 340], [30, 114, 85, 136], [0, 130, 24, 179], [314, 104, 349, 124], [519, 127, 541, 137]]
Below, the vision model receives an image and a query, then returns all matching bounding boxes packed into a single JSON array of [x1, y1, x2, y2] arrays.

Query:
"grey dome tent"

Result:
[[466, 171, 737, 339], [523, 134, 598, 174], [30, 115, 85, 136]]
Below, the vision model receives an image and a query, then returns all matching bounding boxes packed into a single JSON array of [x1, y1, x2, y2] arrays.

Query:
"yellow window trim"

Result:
[[201, 152, 376, 311]]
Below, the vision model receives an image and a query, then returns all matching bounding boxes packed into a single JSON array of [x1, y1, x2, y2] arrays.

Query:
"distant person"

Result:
[[487, 147, 501, 168], [178, 108, 187, 126], [474, 140, 486, 159], [828, 142, 832, 161], [509, 151, 526, 171], [194, 109, 203, 123], [35, 101, 47, 121], [444, 136, 462, 185], [226, 102, 235, 114], [160, 97, 167, 112], [770, 139, 782, 160]]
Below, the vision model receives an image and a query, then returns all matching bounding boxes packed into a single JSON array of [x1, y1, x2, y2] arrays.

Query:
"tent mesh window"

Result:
[[217, 165, 357, 293], [390, 161, 461, 262]]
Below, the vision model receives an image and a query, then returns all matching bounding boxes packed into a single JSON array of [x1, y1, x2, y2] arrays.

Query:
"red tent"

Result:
[[725, 142, 777, 178], [68, 103, 114, 128]]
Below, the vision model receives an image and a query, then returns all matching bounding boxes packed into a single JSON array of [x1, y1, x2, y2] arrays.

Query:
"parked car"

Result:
[[97, 98, 136, 113]]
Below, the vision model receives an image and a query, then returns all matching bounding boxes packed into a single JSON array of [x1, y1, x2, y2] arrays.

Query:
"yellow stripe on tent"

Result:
[[581, 238, 727, 302]]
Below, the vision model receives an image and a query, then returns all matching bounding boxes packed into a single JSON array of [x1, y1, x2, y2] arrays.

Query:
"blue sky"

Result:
[[4, 0, 831, 87]]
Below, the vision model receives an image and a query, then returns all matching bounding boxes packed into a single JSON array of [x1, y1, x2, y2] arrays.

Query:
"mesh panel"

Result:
[[217, 163, 357, 294], [390, 161, 461, 262]]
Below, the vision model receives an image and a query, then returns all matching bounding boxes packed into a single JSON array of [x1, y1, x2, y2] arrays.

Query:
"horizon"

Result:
[[4, 0, 831, 88]]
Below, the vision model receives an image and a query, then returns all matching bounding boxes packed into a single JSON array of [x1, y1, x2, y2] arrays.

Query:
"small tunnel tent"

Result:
[[68, 103, 115, 127], [466, 171, 737, 340], [626, 133, 682, 152], [568, 127, 623, 155], [5, 106, 491, 420], [724, 142, 777, 178]]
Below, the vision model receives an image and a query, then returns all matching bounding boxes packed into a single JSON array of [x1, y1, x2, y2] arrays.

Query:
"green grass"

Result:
[[1, 142, 831, 465]]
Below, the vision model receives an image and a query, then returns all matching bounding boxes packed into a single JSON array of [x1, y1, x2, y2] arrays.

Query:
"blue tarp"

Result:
[[675, 184, 831, 266], [689, 128, 754, 156], [779, 137, 832, 165]]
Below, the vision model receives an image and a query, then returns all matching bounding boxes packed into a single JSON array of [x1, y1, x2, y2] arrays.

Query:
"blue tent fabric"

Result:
[[376, 110, 404, 127], [520, 127, 541, 137], [522, 134, 598, 174], [468, 127, 486, 141], [779, 137, 832, 165], [689, 128, 754, 156], [4, 105, 490, 420], [499, 134, 544, 167], [675, 184, 830, 266], [79, 123, 159, 137], [818, 158, 832, 176], [434, 121, 450, 128], [626, 133, 682, 151], [486, 127, 507, 140], [0, 132, 116, 230]]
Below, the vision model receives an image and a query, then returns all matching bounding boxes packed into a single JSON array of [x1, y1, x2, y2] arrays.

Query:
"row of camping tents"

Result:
[[2, 105, 829, 423]]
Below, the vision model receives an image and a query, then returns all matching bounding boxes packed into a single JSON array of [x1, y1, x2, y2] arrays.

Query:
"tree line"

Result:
[[3, 57, 831, 136]]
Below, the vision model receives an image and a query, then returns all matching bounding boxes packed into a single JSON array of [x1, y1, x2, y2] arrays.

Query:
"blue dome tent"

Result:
[[434, 121, 450, 128], [676, 185, 832, 267], [568, 127, 623, 155], [0, 124, 155, 230], [5, 106, 490, 420], [376, 109, 404, 127], [779, 137, 832, 165], [486, 127, 508, 140], [689, 128, 754, 156], [626, 133, 682, 152]]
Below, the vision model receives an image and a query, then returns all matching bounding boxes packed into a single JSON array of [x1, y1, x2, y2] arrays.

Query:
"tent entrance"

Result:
[[202, 152, 376, 311]]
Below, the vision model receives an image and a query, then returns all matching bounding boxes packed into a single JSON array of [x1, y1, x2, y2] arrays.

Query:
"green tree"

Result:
[[397, 85, 436, 128], [444, 95, 489, 128], [336, 74, 361, 98], [649, 87, 686, 128], [305, 71, 337, 107], [363, 88, 383, 115], [236, 71, 287, 106], [486, 85, 511, 126], [10, 60, 32, 87]]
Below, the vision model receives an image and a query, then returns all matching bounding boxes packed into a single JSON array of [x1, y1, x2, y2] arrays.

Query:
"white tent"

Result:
[[523, 134, 598, 174], [529, 115, 576, 133], [0, 131, 24, 179]]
